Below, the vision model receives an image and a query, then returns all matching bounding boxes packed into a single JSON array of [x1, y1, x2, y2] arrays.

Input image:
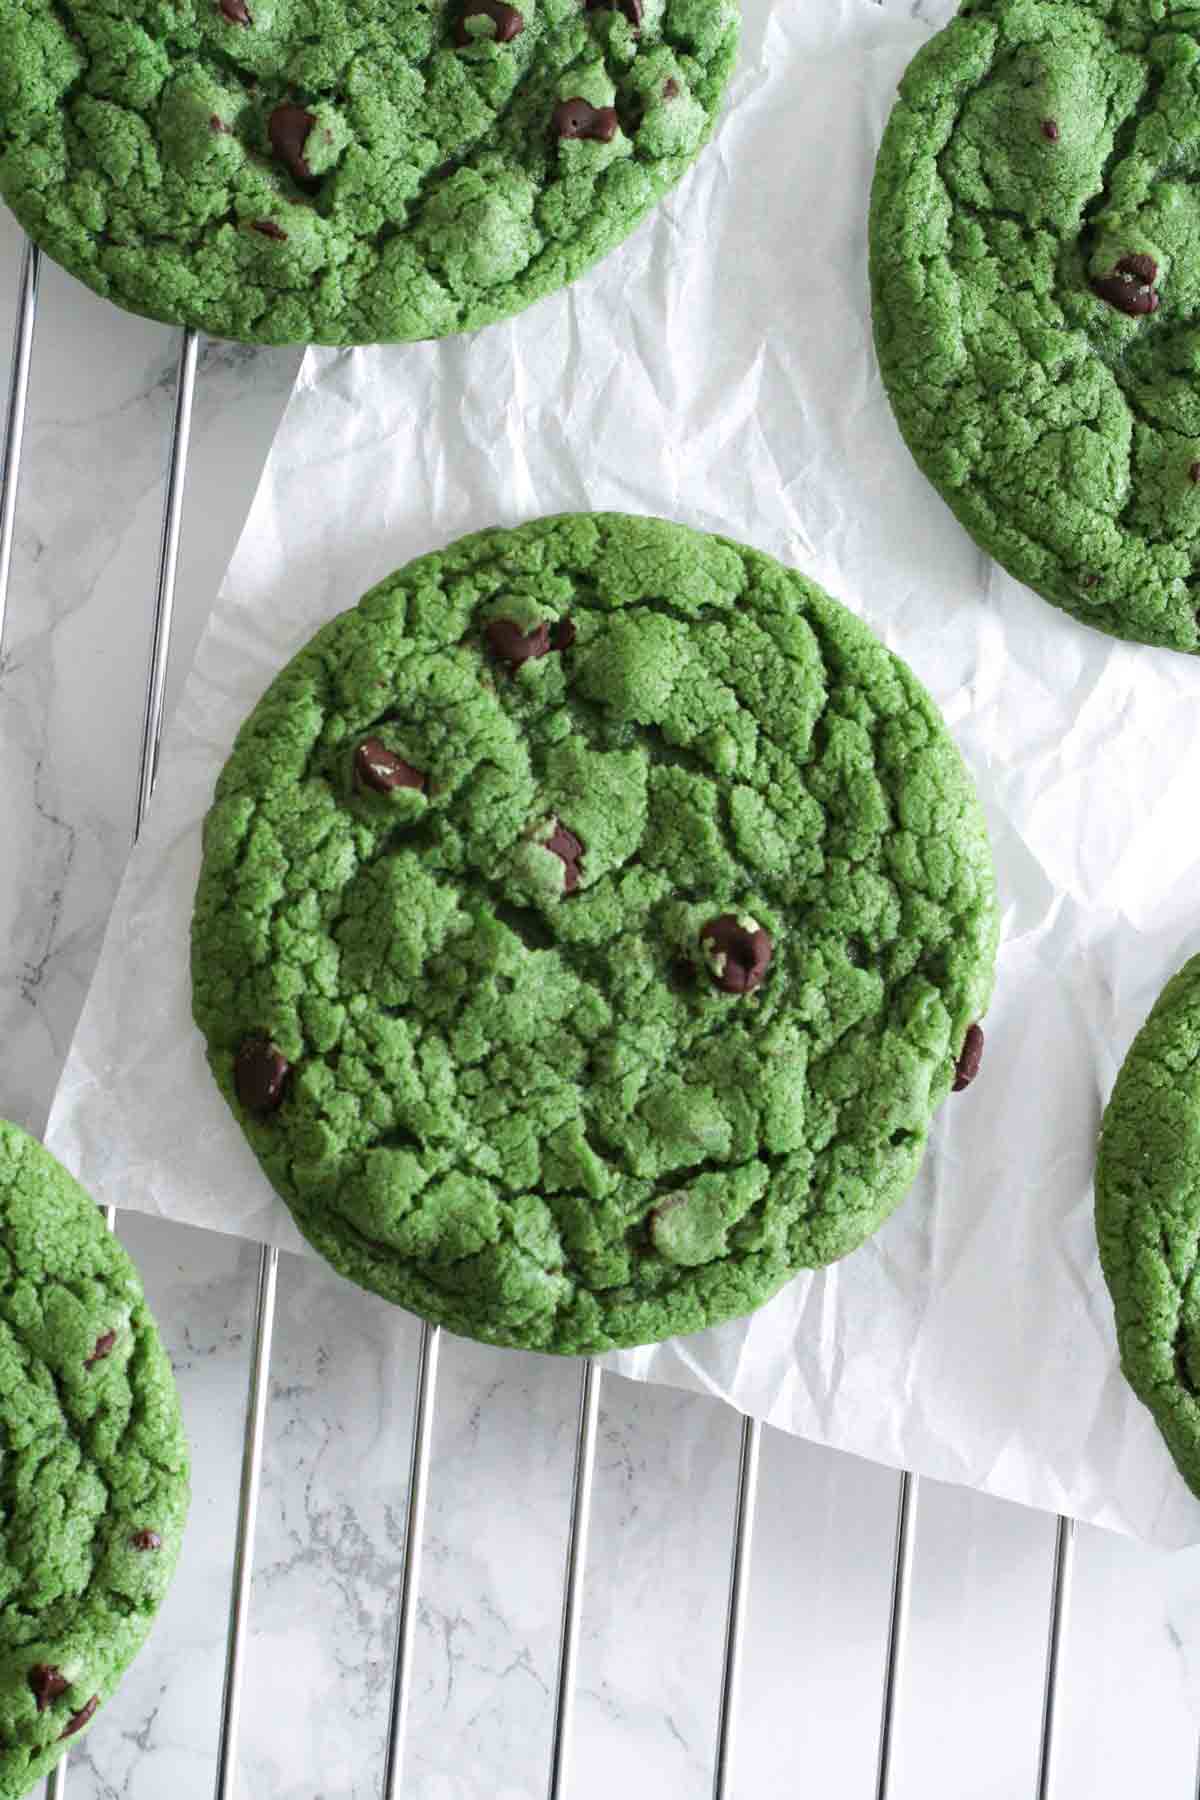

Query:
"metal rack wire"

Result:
[[0, 234, 1087, 1800]]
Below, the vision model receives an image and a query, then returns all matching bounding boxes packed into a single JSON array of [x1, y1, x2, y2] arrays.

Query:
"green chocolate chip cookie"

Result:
[[1096, 955, 1200, 1499], [0, 0, 738, 345], [870, 0, 1200, 655], [191, 513, 999, 1354], [0, 1122, 189, 1800]]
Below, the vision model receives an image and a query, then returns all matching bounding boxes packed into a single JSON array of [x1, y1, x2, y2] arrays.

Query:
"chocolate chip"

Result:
[[485, 618, 551, 665], [60, 1698, 99, 1741], [132, 1529, 163, 1551], [663, 77, 680, 99], [586, 0, 643, 25], [700, 915, 773, 995], [456, 0, 524, 44], [85, 1330, 117, 1369], [553, 98, 620, 143], [1041, 118, 1059, 141], [269, 105, 317, 184], [953, 1022, 984, 1091], [354, 738, 426, 794], [29, 1667, 70, 1713], [219, 0, 252, 20], [1092, 254, 1160, 317], [550, 617, 576, 652], [250, 219, 288, 241], [545, 822, 585, 894], [235, 1037, 291, 1114]]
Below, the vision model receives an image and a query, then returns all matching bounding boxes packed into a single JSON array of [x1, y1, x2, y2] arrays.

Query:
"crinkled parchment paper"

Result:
[[46, 0, 1200, 1544]]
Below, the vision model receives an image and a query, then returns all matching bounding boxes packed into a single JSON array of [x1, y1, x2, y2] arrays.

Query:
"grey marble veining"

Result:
[[2, 130, 1200, 1800]]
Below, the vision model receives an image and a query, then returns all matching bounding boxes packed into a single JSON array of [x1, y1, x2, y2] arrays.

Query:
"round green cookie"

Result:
[[0, 0, 737, 346], [191, 513, 999, 1355], [0, 1123, 189, 1800], [1096, 955, 1200, 1499], [870, 0, 1200, 655]]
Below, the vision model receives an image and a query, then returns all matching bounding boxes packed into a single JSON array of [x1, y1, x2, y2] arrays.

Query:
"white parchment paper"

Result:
[[46, 0, 1200, 1545]]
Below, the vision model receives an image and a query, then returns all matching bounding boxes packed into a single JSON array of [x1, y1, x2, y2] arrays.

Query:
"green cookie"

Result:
[[0, 1123, 189, 1800], [870, 0, 1200, 655], [1096, 955, 1200, 1499], [0, 0, 737, 345], [191, 514, 998, 1355]]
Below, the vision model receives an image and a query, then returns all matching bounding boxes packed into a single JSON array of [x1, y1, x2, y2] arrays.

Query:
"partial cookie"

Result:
[[0, 0, 738, 345], [191, 513, 998, 1354], [0, 1122, 189, 1800], [870, 0, 1200, 654], [1096, 956, 1200, 1498]]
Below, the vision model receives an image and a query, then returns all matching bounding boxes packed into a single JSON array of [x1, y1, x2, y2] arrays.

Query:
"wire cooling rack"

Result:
[[0, 235, 1088, 1800]]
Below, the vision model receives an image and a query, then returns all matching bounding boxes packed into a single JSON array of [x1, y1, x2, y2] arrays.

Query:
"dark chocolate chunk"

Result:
[[85, 1330, 117, 1369], [456, 0, 524, 44], [586, 0, 643, 25], [545, 823, 585, 893], [132, 1529, 163, 1551], [485, 618, 551, 665], [952, 1022, 985, 1091], [250, 219, 288, 241], [235, 1037, 291, 1114], [269, 105, 317, 184], [354, 738, 426, 794], [1092, 254, 1160, 318], [550, 617, 576, 652], [1041, 118, 1059, 141], [219, 0, 252, 21], [700, 915, 773, 995], [553, 98, 620, 144], [29, 1667, 70, 1713], [60, 1698, 99, 1741]]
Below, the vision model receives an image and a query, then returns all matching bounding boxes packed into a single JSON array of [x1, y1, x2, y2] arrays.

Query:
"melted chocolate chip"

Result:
[[132, 1529, 163, 1551], [29, 1667, 70, 1713], [354, 738, 426, 794], [485, 618, 551, 665], [85, 1330, 117, 1369], [545, 823, 585, 893], [219, 0, 252, 20], [700, 915, 773, 995], [553, 98, 620, 144], [953, 1022, 985, 1092], [586, 0, 643, 25], [269, 105, 317, 184], [1041, 118, 1059, 141], [235, 1037, 291, 1114], [250, 219, 288, 241], [60, 1698, 99, 1741], [1092, 254, 1160, 318], [456, 0, 524, 44], [550, 617, 577, 651]]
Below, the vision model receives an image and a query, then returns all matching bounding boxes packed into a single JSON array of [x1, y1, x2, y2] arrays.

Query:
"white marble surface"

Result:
[[2, 177, 1200, 1800]]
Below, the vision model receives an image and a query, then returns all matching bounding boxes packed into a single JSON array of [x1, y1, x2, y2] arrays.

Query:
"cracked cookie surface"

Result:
[[0, 0, 737, 344], [0, 1123, 189, 1800], [1096, 955, 1200, 1498], [870, 0, 1200, 654], [191, 513, 998, 1354]]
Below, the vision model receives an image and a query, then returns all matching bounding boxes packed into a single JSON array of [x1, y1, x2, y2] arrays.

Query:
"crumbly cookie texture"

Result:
[[0, 0, 738, 345], [191, 513, 998, 1355], [1096, 955, 1200, 1498], [870, 0, 1200, 654], [0, 1123, 189, 1800]]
